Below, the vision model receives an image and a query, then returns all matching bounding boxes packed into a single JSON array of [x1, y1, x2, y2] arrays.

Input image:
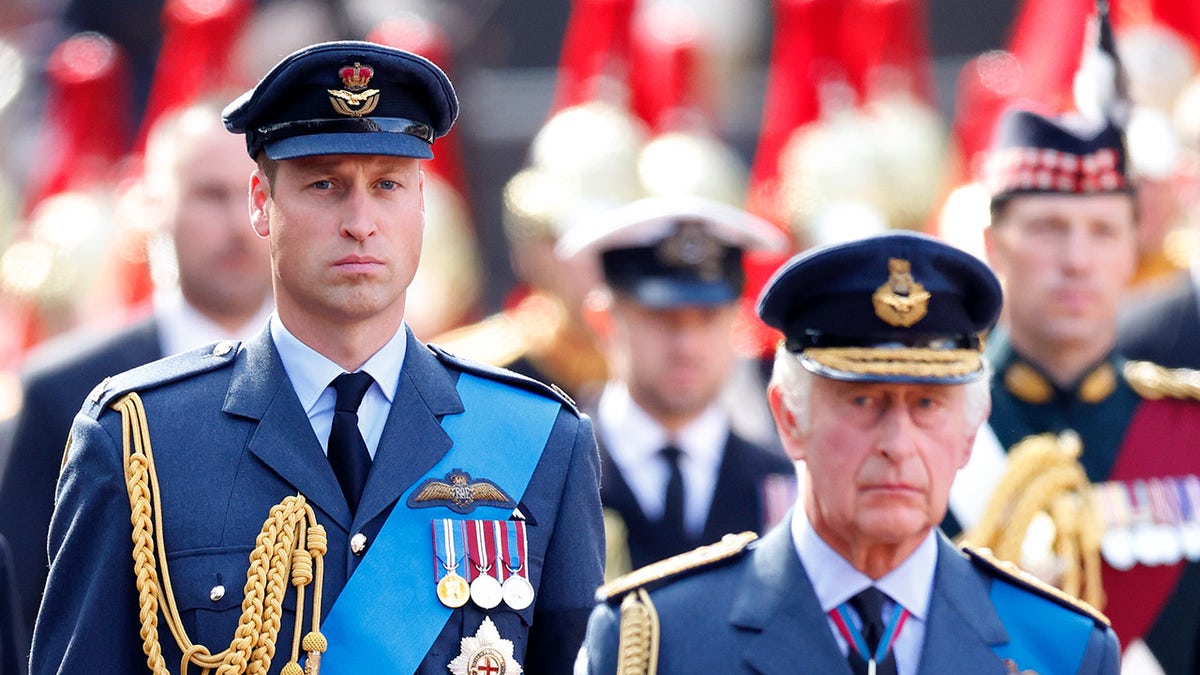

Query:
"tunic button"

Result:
[[210, 584, 226, 602], [350, 533, 368, 556], [212, 341, 234, 357]]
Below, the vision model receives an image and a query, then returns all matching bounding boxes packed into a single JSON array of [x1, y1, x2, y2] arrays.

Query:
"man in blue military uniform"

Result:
[[946, 104, 1200, 674], [556, 196, 793, 578], [30, 41, 603, 674], [582, 232, 1119, 674]]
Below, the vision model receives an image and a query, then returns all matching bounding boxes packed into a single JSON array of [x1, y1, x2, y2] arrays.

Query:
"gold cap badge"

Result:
[[872, 258, 930, 327], [328, 62, 380, 117]]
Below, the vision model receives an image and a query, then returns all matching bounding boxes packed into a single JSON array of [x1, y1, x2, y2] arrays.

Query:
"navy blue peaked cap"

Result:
[[983, 107, 1131, 198], [223, 40, 458, 160], [757, 231, 1002, 383]]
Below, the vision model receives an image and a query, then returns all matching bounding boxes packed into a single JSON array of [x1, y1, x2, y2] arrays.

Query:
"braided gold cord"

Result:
[[1125, 360, 1200, 400], [963, 431, 1105, 609], [114, 392, 328, 674], [803, 347, 982, 378], [615, 589, 659, 675]]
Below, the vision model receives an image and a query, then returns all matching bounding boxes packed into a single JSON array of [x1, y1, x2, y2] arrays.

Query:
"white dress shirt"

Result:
[[597, 382, 728, 536], [271, 315, 407, 458], [793, 510, 937, 675]]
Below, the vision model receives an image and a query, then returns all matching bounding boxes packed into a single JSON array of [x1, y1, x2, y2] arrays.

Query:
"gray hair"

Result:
[[768, 345, 991, 436]]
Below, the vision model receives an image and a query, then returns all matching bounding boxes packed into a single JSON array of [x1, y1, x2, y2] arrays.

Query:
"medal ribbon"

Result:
[[492, 521, 508, 582], [505, 520, 527, 581], [431, 519, 463, 582], [319, 373, 561, 674], [829, 600, 908, 665], [471, 520, 497, 581]]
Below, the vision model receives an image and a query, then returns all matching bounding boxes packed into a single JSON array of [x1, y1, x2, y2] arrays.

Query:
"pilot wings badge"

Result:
[[408, 469, 516, 514]]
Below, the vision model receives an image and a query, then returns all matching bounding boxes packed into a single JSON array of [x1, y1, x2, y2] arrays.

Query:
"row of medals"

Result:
[[434, 519, 535, 611], [437, 565, 535, 611], [1095, 476, 1200, 570]]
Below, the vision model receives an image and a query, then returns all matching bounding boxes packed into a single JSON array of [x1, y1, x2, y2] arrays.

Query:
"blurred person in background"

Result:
[[0, 97, 271, 660]]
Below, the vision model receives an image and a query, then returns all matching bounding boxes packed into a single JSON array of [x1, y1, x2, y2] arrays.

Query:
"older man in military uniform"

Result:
[[582, 231, 1119, 674], [946, 106, 1200, 674], [30, 41, 603, 674], [557, 196, 793, 577]]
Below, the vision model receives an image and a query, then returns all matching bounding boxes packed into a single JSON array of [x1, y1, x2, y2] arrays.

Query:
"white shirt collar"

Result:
[[153, 288, 273, 355], [792, 509, 937, 620], [269, 314, 406, 413]]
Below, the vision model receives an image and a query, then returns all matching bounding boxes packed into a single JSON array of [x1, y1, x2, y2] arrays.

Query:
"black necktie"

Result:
[[659, 444, 689, 554], [328, 372, 374, 514], [847, 587, 899, 675]]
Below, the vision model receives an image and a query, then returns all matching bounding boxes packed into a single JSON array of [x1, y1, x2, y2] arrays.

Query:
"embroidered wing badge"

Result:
[[408, 469, 516, 514]]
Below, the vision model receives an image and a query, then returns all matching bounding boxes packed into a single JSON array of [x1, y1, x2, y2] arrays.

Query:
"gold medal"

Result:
[[437, 571, 471, 608]]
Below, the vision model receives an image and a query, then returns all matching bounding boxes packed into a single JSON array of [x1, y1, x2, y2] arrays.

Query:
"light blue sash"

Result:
[[989, 580, 1093, 674], [318, 373, 561, 673]]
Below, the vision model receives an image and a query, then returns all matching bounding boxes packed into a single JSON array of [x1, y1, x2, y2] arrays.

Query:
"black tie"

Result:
[[328, 372, 374, 514], [847, 587, 899, 675], [659, 444, 689, 555]]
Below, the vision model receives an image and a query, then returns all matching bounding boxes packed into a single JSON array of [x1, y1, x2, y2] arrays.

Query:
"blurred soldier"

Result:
[[948, 106, 1200, 673], [557, 196, 793, 577], [30, 41, 602, 674], [0, 98, 272, 659], [582, 232, 1119, 674]]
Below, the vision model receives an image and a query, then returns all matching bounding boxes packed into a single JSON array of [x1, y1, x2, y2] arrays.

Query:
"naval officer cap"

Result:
[[757, 231, 1002, 383], [557, 195, 789, 308], [223, 40, 458, 160]]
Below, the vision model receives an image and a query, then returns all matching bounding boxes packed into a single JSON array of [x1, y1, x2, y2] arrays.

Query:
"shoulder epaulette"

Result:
[[84, 340, 241, 414], [596, 531, 758, 602], [426, 343, 579, 413], [963, 545, 1110, 628], [1124, 360, 1200, 402], [430, 312, 530, 369]]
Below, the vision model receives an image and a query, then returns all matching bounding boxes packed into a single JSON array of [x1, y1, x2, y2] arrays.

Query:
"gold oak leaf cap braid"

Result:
[[114, 391, 331, 674]]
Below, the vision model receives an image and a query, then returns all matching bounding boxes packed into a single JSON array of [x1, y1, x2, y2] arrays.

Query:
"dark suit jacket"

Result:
[[0, 316, 161, 658], [584, 519, 1120, 674], [599, 431, 793, 569], [1, 533, 25, 675], [29, 327, 604, 674], [1117, 275, 1200, 369]]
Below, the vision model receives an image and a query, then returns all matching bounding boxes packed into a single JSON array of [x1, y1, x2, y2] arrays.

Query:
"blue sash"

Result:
[[989, 580, 1093, 674], [319, 373, 561, 673]]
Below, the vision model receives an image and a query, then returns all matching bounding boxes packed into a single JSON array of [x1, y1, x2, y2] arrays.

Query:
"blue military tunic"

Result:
[[583, 517, 1119, 674], [30, 326, 603, 674]]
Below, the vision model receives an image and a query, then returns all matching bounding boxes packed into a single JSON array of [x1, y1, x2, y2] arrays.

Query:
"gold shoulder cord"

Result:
[[113, 392, 329, 675], [615, 589, 658, 675], [962, 431, 1105, 610]]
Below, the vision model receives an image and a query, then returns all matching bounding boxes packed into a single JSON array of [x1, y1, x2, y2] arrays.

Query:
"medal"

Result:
[[434, 519, 471, 608], [500, 520, 535, 610], [1151, 478, 1183, 566], [1099, 482, 1136, 571], [468, 520, 503, 609]]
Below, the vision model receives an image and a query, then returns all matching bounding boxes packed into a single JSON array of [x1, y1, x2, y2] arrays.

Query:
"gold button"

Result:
[[210, 584, 225, 602], [350, 533, 368, 556]]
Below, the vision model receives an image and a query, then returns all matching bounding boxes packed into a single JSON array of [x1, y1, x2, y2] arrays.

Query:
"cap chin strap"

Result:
[[115, 391, 330, 675]]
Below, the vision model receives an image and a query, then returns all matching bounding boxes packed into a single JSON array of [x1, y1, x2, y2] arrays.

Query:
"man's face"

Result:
[[158, 124, 270, 321], [606, 297, 738, 425], [771, 376, 976, 553], [250, 154, 425, 336], [984, 192, 1137, 351]]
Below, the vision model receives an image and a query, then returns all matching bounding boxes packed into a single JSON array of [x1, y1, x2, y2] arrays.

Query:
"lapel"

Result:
[[354, 331, 462, 528], [732, 517, 854, 675], [224, 328, 354, 529], [917, 534, 1009, 675]]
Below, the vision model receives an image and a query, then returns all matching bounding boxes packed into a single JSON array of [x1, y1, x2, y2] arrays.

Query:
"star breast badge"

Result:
[[448, 616, 523, 675]]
